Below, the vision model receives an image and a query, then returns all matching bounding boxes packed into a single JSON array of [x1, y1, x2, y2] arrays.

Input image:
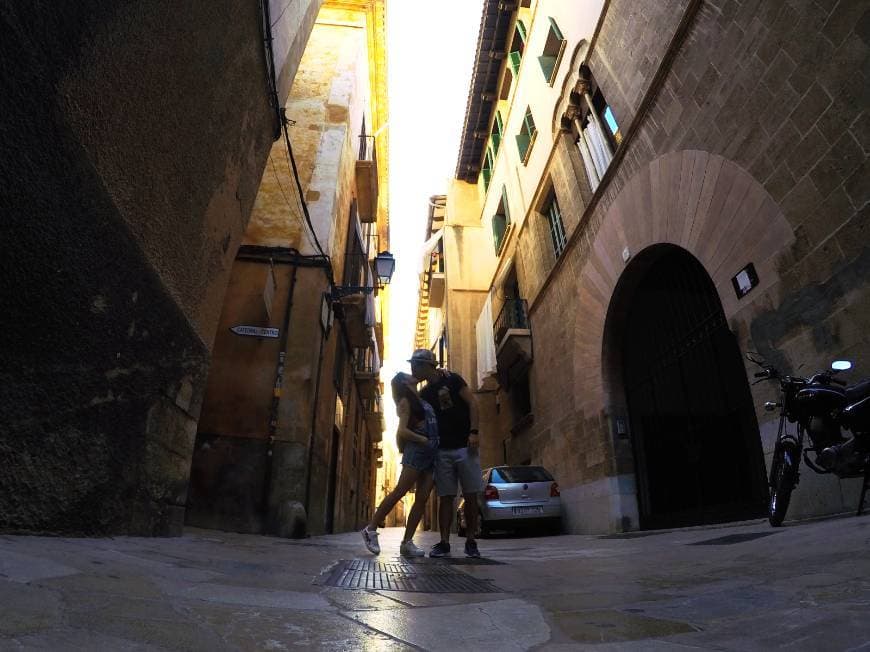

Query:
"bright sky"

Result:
[[382, 1, 483, 418]]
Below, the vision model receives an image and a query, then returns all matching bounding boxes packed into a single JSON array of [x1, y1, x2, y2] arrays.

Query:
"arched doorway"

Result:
[[618, 246, 767, 529]]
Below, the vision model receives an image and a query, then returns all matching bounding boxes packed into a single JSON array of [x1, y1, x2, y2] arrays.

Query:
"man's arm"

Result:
[[458, 384, 480, 450]]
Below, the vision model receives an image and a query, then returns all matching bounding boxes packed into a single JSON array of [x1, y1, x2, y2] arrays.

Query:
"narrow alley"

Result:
[[3, 0, 869, 649]]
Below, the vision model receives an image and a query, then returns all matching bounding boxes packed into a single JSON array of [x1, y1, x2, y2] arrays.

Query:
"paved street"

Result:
[[2, 515, 870, 651]]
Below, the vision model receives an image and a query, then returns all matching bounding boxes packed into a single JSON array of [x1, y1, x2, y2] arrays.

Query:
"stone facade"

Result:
[[447, 0, 869, 533], [1, 0, 323, 535], [187, 2, 389, 537]]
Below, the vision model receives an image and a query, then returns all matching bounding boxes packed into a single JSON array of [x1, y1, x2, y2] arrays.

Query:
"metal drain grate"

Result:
[[316, 558, 502, 593], [689, 531, 778, 545]]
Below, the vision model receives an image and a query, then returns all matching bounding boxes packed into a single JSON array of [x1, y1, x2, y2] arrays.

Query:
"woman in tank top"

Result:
[[361, 372, 439, 557]]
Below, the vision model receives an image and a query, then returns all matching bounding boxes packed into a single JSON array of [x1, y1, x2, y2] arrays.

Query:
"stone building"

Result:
[[1, 0, 391, 536], [428, 0, 869, 534], [186, 0, 390, 537]]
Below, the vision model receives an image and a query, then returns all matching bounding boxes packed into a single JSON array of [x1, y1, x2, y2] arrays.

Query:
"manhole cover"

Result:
[[316, 558, 502, 593], [689, 531, 778, 545]]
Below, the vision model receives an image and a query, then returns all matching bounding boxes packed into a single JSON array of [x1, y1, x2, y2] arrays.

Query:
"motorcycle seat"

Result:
[[845, 378, 870, 403]]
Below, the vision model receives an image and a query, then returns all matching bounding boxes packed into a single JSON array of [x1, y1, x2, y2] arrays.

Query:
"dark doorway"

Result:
[[325, 426, 341, 534], [622, 248, 767, 529]]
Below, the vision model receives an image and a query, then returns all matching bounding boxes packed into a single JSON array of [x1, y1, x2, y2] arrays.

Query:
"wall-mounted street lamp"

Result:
[[374, 251, 396, 287]]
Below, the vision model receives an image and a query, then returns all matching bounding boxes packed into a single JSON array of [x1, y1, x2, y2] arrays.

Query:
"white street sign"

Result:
[[230, 325, 280, 338]]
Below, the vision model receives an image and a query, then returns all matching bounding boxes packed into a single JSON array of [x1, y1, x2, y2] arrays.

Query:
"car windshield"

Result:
[[490, 467, 553, 483]]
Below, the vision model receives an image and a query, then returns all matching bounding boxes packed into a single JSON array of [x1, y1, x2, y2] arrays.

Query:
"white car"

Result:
[[457, 466, 562, 537]]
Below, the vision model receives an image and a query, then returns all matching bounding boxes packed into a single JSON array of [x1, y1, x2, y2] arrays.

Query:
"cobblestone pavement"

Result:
[[2, 514, 869, 650]]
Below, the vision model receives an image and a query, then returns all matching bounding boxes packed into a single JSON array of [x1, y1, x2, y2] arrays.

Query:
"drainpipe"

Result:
[[303, 318, 327, 520], [262, 262, 299, 520]]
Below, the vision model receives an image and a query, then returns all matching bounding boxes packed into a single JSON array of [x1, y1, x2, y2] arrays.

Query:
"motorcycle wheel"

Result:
[[769, 446, 796, 527]]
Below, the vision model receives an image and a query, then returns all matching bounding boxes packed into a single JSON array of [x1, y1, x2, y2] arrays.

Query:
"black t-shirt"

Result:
[[420, 373, 471, 450]]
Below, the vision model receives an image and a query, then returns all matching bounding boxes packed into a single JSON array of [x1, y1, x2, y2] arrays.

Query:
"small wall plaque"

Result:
[[731, 263, 759, 299]]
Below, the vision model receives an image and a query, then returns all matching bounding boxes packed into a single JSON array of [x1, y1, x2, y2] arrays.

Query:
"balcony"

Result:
[[494, 298, 532, 382], [427, 251, 445, 308], [333, 252, 375, 348], [354, 348, 379, 399], [364, 395, 385, 443], [355, 135, 378, 223]]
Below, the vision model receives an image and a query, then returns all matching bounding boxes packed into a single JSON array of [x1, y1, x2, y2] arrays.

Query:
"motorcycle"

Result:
[[747, 353, 870, 526]]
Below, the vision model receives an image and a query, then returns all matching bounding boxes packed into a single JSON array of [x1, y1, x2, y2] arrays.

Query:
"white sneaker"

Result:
[[400, 540, 425, 557], [361, 527, 380, 555]]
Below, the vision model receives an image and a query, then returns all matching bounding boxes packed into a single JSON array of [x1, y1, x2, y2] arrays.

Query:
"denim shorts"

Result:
[[434, 447, 484, 497], [401, 440, 437, 472]]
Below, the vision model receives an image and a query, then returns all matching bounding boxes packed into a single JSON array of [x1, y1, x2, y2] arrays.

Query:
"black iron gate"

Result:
[[623, 249, 767, 529]]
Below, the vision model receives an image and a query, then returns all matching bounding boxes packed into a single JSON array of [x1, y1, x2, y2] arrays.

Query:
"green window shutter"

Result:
[[481, 147, 494, 191], [491, 133, 501, 157], [509, 50, 522, 75], [524, 108, 536, 135], [501, 186, 511, 226], [492, 213, 507, 254], [515, 133, 530, 160], [495, 111, 504, 137], [538, 55, 556, 81], [516, 20, 527, 43], [548, 17, 563, 40]]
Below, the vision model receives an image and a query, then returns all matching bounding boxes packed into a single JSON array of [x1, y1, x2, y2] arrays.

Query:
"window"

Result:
[[491, 111, 504, 158], [544, 192, 567, 258], [491, 466, 553, 483], [515, 107, 537, 163], [491, 186, 511, 255], [538, 18, 566, 84], [508, 20, 527, 76], [333, 340, 347, 395], [481, 146, 495, 192], [602, 105, 622, 145], [573, 69, 621, 191], [509, 373, 532, 424]]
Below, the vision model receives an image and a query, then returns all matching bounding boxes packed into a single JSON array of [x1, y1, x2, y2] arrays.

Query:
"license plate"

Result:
[[512, 506, 543, 516]]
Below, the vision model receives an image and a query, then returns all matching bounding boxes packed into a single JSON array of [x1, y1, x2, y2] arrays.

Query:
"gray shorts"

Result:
[[434, 447, 484, 497]]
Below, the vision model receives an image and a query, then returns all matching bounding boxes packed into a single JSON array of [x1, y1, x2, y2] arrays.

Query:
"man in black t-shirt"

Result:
[[409, 349, 483, 558]]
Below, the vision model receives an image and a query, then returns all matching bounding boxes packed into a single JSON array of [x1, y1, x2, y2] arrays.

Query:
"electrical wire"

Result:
[[280, 112, 332, 277], [260, 0, 335, 285], [268, 152, 321, 255]]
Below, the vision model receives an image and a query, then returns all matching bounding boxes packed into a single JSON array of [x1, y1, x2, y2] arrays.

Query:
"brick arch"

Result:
[[574, 150, 794, 409], [564, 150, 795, 528]]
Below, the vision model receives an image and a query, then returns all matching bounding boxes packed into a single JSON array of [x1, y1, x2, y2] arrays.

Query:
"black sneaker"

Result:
[[464, 539, 481, 558], [429, 541, 451, 558]]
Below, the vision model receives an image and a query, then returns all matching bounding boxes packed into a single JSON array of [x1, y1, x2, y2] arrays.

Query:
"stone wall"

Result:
[[0, 0, 322, 535], [509, 0, 869, 530]]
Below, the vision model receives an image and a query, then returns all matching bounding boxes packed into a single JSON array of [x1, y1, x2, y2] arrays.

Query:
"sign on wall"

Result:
[[230, 325, 280, 338], [731, 263, 759, 299]]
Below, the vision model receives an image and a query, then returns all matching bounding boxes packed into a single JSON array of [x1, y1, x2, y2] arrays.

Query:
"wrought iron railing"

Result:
[[493, 298, 530, 344], [355, 347, 377, 374], [339, 252, 373, 294], [363, 394, 383, 416]]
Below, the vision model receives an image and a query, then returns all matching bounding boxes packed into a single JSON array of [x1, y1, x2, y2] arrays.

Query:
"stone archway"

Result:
[[565, 150, 794, 532], [606, 244, 767, 529]]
